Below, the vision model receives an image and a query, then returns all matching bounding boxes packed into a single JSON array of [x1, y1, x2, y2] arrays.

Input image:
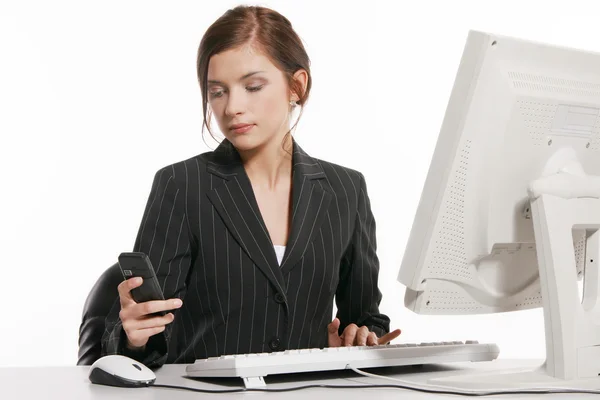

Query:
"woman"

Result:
[[101, 4, 400, 368]]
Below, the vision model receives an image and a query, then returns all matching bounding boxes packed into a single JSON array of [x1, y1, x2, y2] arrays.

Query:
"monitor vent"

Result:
[[574, 230, 586, 276], [591, 112, 600, 150], [508, 71, 600, 97], [429, 140, 471, 280], [425, 289, 482, 312], [517, 100, 555, 146], [515, 291, 542, 308]]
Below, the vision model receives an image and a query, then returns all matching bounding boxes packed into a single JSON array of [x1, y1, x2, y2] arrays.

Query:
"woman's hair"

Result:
[[196, 5, 312, 149]]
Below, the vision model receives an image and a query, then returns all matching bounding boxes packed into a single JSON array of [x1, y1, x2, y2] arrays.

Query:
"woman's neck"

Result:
[[238, 135, 293, 190]]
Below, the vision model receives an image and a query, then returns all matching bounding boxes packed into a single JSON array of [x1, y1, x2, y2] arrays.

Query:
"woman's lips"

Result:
[[231, 124, 254, 134]]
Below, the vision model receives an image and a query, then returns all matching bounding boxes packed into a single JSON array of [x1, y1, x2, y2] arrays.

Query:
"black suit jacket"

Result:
[[101, 139, 390, 367]]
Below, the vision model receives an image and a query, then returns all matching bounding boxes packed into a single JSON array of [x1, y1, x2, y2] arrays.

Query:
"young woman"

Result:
[[101, 4, 400, 368]]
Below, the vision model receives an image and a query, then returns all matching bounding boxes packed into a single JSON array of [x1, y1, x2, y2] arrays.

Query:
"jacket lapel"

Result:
[[205, 139, 332, 292], [205, 140, 285, 293], [279, 143, 332, 276]]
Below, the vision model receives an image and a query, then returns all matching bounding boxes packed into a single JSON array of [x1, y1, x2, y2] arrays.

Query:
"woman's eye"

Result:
[[209, 85, 262, 99]]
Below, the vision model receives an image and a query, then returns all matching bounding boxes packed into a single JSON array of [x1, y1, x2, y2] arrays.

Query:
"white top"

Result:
[[274, 245, 286, 266]]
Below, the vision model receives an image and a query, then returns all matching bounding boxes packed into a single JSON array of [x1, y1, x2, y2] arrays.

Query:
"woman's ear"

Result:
[[290, 69, 308, 102]]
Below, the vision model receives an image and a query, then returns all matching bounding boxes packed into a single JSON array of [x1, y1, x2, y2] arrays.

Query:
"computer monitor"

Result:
[[398, 30, 600, 390]]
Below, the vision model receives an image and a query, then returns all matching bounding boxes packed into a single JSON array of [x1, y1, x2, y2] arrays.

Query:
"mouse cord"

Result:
[[148, 370, 600, 397], [347, 365, 600, 395]]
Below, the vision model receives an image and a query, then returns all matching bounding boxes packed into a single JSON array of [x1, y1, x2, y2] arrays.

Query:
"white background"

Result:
[[1, 0, 599, 367]]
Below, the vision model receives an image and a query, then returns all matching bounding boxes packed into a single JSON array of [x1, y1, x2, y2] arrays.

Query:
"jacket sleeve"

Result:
[[335, 172, 390, 338], [100, 165, 194, 367]]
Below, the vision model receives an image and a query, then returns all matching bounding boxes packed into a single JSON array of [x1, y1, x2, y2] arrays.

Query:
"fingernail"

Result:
[[173, 299, 182, 307]]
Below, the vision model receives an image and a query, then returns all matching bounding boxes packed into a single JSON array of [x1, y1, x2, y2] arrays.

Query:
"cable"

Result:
[[148, 382, 448, 394], [144, 363, 600, 396], [348, 365, 600, 396], [149, 370, 600, 397]]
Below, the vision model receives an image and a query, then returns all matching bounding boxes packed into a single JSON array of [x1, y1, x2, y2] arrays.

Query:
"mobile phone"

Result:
[[118, 252, 167, 316]]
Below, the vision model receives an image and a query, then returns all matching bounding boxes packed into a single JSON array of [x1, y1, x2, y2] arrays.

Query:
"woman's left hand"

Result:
[[327, 317, 401, 347]]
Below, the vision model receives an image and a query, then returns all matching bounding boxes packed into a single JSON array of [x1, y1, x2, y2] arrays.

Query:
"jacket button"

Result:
[[269, 338, 281, 350], [274, 293, 285, 304]]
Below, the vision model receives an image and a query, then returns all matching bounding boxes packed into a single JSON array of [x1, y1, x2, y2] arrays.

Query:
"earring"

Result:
[[289, 100, 297, 107]]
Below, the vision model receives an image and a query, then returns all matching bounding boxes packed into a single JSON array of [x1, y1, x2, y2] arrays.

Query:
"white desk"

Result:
[[0, 359, 595, 399]]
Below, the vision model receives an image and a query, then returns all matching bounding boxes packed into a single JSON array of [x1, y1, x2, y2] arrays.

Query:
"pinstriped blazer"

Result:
[[101, 138, 390, 367]]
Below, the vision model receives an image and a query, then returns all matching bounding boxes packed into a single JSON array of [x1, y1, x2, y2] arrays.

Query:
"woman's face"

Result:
[[207, 44, 295, 152]]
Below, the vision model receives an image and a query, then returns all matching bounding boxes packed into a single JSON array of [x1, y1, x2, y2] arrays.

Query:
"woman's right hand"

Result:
[[117, 277, 183, 350]]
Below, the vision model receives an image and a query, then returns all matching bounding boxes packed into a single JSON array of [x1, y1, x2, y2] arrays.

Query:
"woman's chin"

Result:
[[226, 133, 262, 151]]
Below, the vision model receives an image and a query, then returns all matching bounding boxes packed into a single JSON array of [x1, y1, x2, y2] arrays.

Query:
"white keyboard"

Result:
[[185, 340, 500, 388]]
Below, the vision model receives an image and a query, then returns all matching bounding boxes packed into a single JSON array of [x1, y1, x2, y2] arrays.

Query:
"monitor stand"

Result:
[[431, 149, 600, 391]]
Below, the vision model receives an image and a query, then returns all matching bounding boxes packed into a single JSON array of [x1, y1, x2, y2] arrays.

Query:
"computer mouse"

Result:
[[88, 355, 156, 387]]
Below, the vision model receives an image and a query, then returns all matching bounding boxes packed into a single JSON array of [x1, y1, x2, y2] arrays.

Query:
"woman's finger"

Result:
[[355, 326, 370, 346], [342, 324, 358, 346], [377, 328, 402, 345]]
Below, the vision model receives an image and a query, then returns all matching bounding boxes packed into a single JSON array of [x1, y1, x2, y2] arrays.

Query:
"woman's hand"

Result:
[[117, 277, 183, 350], [327, 317, 401, 347]]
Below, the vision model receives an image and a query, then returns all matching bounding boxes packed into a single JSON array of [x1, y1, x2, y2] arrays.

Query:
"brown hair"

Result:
[[196, 5, 312, 150]]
